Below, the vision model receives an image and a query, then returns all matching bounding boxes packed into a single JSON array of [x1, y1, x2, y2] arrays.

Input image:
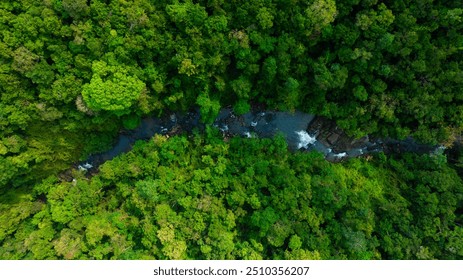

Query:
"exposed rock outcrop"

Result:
[[307, 117, 370, 153]]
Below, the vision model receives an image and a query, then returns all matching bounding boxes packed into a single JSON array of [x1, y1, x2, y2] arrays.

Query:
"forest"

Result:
[[1, 133, 463, 259], [0, 0, 462, 259]]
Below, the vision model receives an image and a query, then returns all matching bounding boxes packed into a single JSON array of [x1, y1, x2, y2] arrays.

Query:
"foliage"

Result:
[[0, 0, 462, 188], [0, 134, 462, 260], [82, 61, 145, 116], [0, 0, 462, 260]]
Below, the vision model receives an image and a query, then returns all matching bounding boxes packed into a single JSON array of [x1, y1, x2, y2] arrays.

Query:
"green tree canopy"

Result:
[[82, 61, 145, 116]]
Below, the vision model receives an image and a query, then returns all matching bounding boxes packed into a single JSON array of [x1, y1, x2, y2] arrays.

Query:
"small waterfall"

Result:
[[295, 130, 317, 149]]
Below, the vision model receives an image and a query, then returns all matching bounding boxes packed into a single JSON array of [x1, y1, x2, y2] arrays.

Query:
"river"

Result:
[[79, 108, 442, 171]]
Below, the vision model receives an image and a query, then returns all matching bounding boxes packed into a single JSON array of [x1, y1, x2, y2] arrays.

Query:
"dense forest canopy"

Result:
[[1, 0, 462, 188], [1, 133, 463, 259], [0, 1, 463, 259]]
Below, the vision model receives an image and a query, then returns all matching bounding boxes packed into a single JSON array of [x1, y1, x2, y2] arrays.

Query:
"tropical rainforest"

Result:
[[0, 0, 462, 259]]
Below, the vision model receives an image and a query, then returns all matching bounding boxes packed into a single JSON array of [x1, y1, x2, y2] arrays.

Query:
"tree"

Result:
[[196, 92, 220, 124], [257, 7, 274, 30], [42, 74, 82, 105], [82, 61, 145, 116], [12, 47, 39, 73], [61, 0, 89, 19], [165, 1, 208, 29], [306, 0, 338, 32]]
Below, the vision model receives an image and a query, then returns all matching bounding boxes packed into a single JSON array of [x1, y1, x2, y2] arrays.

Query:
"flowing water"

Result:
[[79, 109, 441, 171]]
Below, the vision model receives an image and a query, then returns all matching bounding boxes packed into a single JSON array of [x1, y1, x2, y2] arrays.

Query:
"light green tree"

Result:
[[82, 61, 145, 116], [306, 0, 338, 32]]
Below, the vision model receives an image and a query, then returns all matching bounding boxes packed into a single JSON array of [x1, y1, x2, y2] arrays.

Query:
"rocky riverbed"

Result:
[[78, 108, 443, 172]]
